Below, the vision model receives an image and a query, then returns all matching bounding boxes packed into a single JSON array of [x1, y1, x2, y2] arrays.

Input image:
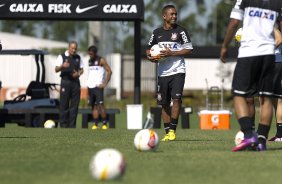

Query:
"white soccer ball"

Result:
[[89, 148, 126, 181], [44, 120, 56, 128], [134, 129, 159, 151], [150, 44, 164, 58], [234, 131, 244, 145], [235, 27, 243, 42]]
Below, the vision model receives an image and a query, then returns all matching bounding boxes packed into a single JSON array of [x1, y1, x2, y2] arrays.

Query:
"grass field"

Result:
[[1, 112, 282, 184]]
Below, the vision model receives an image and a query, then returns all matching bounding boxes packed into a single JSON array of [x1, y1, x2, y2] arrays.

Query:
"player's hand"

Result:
[[62, 61, 70, 68], [147, 54, 159, 63], [159, 47, 171, 57], [72, 70, 80, 78], [98, 83, 106, 88], [220, 47, 228, 63]]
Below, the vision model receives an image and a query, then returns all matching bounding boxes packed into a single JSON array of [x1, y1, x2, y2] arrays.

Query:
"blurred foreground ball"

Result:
[[89, 148, 126, 181]]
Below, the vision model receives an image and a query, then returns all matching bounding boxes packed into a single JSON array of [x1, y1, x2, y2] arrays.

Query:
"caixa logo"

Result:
[[103, 4, 137, 13], [249, 10, 275, 20]]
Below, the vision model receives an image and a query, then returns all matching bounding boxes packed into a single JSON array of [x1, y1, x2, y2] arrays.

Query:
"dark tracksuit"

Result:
[[59, 53, 81, 128]]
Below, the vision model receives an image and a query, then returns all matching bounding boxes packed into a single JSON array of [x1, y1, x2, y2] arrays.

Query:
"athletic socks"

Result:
[[170, 118, 178, 131], [276, 123, 282, 138], [164, 123, 170, 134], [257, 123, 270, 144], [238, 117, 255, 138]]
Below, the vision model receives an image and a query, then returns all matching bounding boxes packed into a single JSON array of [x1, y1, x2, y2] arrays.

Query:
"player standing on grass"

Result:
[[269, 25, 282, 141], [87, 45, 112, 130], [146, 4, 193, 141], [55, 41, 84, 128], [220, 0, 282, 151]]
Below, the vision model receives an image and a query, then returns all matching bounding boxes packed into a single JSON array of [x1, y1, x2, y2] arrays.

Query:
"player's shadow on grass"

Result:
[[0, 136, 36, 139]]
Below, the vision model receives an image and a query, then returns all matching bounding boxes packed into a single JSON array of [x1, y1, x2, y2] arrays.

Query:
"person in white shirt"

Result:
[[55, 41, 84, 128], [87, 45, 112, 130]]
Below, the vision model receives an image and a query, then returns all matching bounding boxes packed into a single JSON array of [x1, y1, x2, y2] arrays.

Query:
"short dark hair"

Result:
[[88, 45, 98, 53], [68, 40, 78, 46], [162, 4, 176, 15]]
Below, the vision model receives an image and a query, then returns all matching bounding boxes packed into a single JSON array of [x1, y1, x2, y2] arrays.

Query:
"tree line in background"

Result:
[[0, 0, 234, 54]]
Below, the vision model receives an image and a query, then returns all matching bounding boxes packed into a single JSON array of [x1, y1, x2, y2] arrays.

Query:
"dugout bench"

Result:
[[0, 108, 120, 128], [150, 106, 193, 129]]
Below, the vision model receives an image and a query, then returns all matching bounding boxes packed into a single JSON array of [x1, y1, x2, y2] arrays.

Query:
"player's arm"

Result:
[[55, 55, 69, 72], [274, 27, 282, 48], [160, 47, 192, 57], [101, 58, 112, 88], [146, 32, 159, 63], [220, 18, 240, 63]]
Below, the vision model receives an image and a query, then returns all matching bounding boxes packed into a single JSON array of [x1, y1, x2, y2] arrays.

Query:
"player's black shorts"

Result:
[[157, 73, 185, 105], [232, 55, 275, 97], [273, 62, 282, 98], [88, 87, 104, 106]]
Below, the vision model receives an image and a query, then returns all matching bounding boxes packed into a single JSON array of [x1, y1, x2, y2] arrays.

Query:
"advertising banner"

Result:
[[0, 0, 144, 20]]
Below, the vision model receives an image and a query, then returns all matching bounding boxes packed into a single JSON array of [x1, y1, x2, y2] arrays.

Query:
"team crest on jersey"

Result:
[[171, 33, 178, 41]]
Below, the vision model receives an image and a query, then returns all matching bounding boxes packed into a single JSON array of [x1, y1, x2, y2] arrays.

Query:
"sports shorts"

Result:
[[232, 55, 275, 97], [157, 73, 185, 105], [88, 87, 104, 106]]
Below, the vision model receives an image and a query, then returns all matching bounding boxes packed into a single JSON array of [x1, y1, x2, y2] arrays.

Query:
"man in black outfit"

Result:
[[55, 41, 84, 128]]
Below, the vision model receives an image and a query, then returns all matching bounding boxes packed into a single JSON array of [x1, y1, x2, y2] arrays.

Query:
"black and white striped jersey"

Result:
[[147, 24, 193, 77], [231, 0, 282, 58]]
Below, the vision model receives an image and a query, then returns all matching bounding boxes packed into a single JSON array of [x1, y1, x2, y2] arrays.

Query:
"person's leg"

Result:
[[257, 96, 273, 149], [168, 73, 185, 140], [161, 103, 171, 135], [91, 105, 99, 129], [234, 96, 255, 137], [246, 97, 256, 129], [156, 76, 171, 140], [99, 104, 108, 130], [69, 81, 80, 128], [59, 79, 71, 128], [275, 98, 282, 138]]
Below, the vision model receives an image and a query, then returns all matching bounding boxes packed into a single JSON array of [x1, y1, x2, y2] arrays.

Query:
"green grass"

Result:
[[0, 112, 281, 184]]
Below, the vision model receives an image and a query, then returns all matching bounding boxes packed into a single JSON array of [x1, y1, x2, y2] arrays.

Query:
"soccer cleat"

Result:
[[257, 143, 266, 151], [101, 124, 108, 130], [161, 134, 170, 141], [232, 134, 258, 152], [168, 130, 176, 141], [91, 124, 98, 130], [268, 136, 282, 142]]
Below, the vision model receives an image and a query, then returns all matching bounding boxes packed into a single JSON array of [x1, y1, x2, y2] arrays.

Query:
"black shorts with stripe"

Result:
[[157, 73, 185, 105], [232, 55, 275, 97], [88, 87, 104, 106]]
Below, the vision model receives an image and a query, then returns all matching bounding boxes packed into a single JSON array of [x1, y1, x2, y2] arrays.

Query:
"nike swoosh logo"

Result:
[[0, 4, 5, 8], [76, 4, 98, 13]]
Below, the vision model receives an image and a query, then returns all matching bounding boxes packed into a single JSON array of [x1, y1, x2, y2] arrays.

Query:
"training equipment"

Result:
[[234, 131, 244, 145], [234, 27, 242, 42], [134, 129, 159, 151], [89, 148, 126, 181], [149, 44, 164, 58], [44, 119, 55, 128]]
